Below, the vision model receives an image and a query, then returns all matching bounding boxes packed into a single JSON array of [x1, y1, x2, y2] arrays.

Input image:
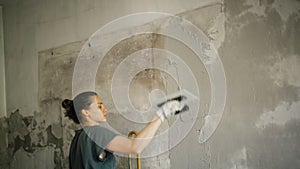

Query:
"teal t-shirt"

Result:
[[69, 125, 118, 169]]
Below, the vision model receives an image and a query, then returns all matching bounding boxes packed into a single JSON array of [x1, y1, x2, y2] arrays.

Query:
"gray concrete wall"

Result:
[[0, 0, 299, 169], [1, 0, 215, 116], [0, 6, 6, 117]]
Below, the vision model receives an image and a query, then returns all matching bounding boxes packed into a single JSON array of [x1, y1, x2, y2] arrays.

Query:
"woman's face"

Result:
[[86, 95, 107, 123]]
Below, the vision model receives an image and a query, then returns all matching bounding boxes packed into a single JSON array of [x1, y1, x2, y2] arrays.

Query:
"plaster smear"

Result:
[[242, 0, 266, 17], [272, 0, 300, 22], [256, 101, 300, 129], [230, 147, 248, 169], [208, 12, 225, 50], [268, 54, 300, 87]]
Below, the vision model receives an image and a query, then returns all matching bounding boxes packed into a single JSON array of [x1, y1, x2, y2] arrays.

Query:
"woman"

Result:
[[62, 91, 182, 169]]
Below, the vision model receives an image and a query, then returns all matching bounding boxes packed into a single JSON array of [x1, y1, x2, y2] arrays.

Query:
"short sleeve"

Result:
[[84, 125, 119, 149]]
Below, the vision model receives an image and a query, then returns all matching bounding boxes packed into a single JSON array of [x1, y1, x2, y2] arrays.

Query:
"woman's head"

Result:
[[62, 91, 107, 125]]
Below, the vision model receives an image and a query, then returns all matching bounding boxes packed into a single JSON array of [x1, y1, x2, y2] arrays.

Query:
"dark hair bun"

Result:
[[61, 99, 79, 124], [62, 99, 73, 109]]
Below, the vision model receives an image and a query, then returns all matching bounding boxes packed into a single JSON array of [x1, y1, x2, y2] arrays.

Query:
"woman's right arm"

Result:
[[106, 114, 162, 154], [106, 100, 183, 154]]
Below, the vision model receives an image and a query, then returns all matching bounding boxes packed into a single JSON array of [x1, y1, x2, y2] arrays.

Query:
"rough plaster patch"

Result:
[[272, 0, 300, 22], [208, 12, 225, 49], [10, 147, 56, 169], [243, 0, 267, 17], [256, 101, 300, 129], [8, 110, 29, 140], [268, 54, 300, 87], [51, 123, 62, 139], [230, 147, 248, 169], [0, 108, 65, 168]]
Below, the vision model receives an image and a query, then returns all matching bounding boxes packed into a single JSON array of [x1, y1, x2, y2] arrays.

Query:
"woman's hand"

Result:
[[156, 100, 184, 121]]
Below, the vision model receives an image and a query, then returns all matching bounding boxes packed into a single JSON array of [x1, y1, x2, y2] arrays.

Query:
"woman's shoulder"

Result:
[[83, 125, 119, 148], [84, 125, 116, 135]]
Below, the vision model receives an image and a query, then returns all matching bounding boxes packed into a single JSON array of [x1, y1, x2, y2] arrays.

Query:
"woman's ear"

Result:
[[81, 109, 89, 117]]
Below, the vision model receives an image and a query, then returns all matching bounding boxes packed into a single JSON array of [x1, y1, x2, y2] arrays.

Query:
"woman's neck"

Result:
[[82, 120, 101, 127]]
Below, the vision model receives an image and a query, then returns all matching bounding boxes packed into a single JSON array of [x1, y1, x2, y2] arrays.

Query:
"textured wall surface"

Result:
[[218, 1, 300, 168], [0, 6, 6, 117], [0, 0, 299, 169]]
